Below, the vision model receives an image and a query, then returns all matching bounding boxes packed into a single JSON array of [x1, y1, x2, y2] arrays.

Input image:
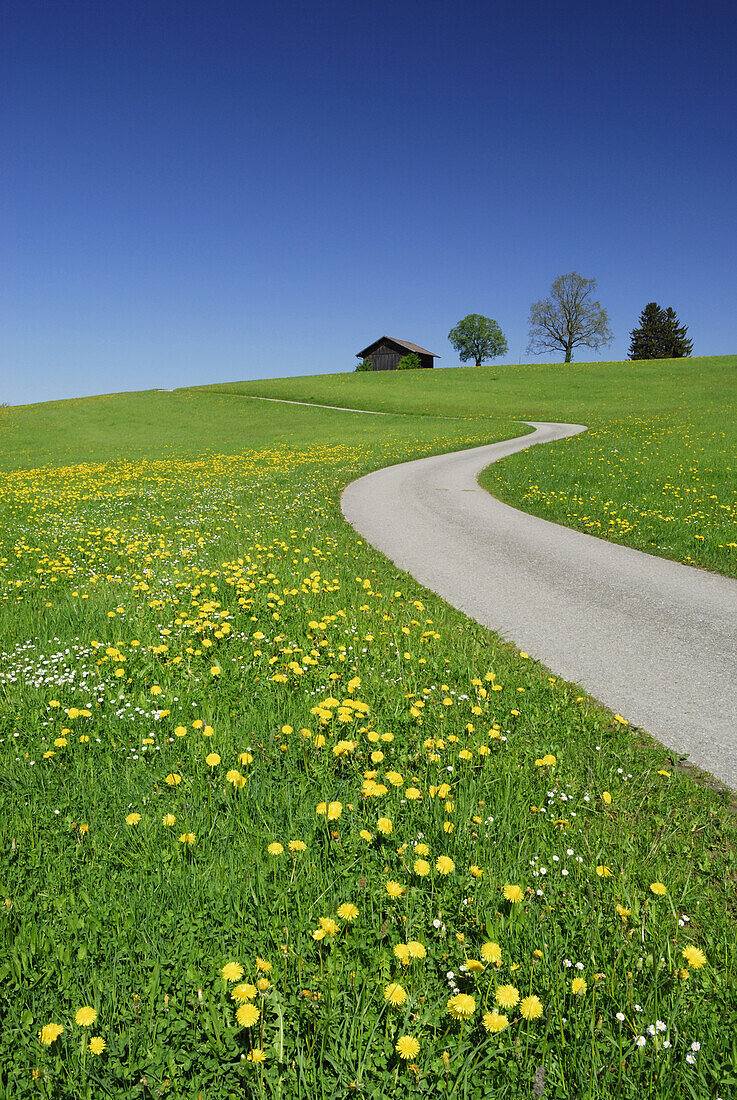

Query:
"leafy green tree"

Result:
[[396, 352, 422, 370], [448, 314, 508, 366], [527, 272, 613, 363], [629, 303, 693, 359]]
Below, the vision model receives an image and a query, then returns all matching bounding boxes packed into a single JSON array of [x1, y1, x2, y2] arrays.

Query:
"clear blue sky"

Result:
[[3, 0, 736, 405]]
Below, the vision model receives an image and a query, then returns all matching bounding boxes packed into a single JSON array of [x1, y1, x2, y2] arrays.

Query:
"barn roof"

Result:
[[356, 336, 440, 358]]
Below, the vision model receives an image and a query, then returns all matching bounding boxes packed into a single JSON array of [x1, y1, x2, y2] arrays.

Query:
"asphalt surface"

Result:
[[341, 421, 737, 790]]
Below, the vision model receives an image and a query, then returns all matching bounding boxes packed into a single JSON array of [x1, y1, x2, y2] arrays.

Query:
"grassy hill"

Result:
[[0, 368, 735, 1098], [199, 355, 737, 578]]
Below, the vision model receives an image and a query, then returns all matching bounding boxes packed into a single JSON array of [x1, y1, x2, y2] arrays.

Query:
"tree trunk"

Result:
[[564, 342, 573, 363], [474, 355, 482, 366]]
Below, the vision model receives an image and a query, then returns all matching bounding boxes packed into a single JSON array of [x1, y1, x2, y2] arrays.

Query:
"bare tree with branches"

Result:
[[527, 272, 613, 363]]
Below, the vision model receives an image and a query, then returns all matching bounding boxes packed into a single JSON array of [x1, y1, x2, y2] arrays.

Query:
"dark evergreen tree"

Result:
[[629, 303, 693, 360]]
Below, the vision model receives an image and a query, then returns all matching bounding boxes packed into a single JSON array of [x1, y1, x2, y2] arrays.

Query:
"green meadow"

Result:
[[210, 354, 737, 578], [0, 374, 735, 1099]]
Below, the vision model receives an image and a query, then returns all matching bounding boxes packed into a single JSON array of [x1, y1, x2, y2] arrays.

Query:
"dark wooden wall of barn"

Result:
[[369, 345, 401, 371]]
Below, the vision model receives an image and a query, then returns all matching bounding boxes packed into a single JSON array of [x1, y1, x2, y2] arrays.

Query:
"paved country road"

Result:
[[341, 422, 737, 791]]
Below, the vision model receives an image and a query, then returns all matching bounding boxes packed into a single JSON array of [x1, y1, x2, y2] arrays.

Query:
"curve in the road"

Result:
[[341, 421, 737, 790]]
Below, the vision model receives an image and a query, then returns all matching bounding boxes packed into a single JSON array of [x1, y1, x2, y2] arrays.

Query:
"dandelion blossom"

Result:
[[125, 813, 142, 826], [267, 842, 284, 855], [288, 839, 307, 852], [482, 1009, 508, 1033], [447, 993, 475, 1020], [384, 982, 408, 1007], [650, 882, 667, 896], [495, 984, 519, 1009], [88, 1036, 106, 1054], [414, 858, 430, 876], [481, 941, 502, 964], [407, 941, 426, 959], [231, 983, 258, 1003], [395, 1035, 420, 1060], [179, 832, 196, 845], [596, 865, 612, 878], [435, 855, 455, 875], [256, 957, 272, 973], [386, 880, 405, 898], [503, 884, 523, 903], [682, 945, 707, 969], [248, 1048, 267, 1063], [337, 902, 359, 921], [162, 813, 176, 826], [520, 995, 544, 1020], [221, 961, 244, 983], [377, 817, 393, 835], [75, 1006, 97, 1027], [571, 977, 587, 995], [205, 753, 221, 766], [38, 1023, 64, 1045], [236, 1003, 260, 1028], [393, 943, 411, 964]]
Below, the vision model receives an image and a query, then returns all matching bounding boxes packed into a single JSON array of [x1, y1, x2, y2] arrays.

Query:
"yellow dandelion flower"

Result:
[[238, 751, 253, 764], [520, 995, 544, 1020], [288, 839, 307, 852], [75, 1006, 97, 1027], [377, 817, 393, 835], [596, 865, 612, 878], [393, 943, 411, 964], [386, 880, 405, 898], [179, 832, 196, 844], [248, 1048, 267, 1063], [682, 945, 706, 969], [162, 813, 176, 826], [384, 982, 407, 1007], [267, 842, 284, 856], [407, 941, 426, 959], [414, 842, 429, 856], [88, 1036, 106, 1054], [495, 984, 519, 1009], [125, 813, 142, 826], [469, 864, 483, 878], [464, 958, 485, 972], [482, 1009, 508, 1033], [359, 829, 373, 842], [231, 983, 258, 1003], [38, 1023, 64, 1045], [165, 773, 181, 786], [256, 957, 272, 973], [571, 977, 587, 995], [447, 993, 475, 1020], [413, 858, 430, 876], [337, 903, 359, 921], [205, 752, 221, 766], [481, 941, 502, 964], [236, 1003, 260, 1028], [503, 884, 523, 902], [395, 1035, 420, 1060], [221, 961, 244, 983], [650, 882, 667, 896], [435, 855, 455, 875]]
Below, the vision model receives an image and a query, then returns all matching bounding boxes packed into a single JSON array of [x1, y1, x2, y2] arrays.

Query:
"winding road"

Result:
[[341, 422, 737, 790]]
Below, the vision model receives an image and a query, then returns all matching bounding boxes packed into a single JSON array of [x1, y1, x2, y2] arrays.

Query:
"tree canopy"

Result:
[[448, 314, 508, 367], [527, 272, 613, 363], [629, 303, 693, 360]]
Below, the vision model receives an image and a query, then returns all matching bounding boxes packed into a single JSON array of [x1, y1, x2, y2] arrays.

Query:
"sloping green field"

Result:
[[202, 355, 737, 578], [0, 373, 735, 1099]]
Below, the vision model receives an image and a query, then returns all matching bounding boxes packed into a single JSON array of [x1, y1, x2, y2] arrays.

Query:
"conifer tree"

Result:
[[629, 303, 693, 359]]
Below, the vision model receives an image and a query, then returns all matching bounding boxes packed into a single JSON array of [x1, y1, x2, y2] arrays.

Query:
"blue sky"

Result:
[[3, 0, 736, 405]]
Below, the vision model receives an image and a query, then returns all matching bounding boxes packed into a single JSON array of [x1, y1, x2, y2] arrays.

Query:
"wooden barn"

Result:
[[356, 336, 438, 371]]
